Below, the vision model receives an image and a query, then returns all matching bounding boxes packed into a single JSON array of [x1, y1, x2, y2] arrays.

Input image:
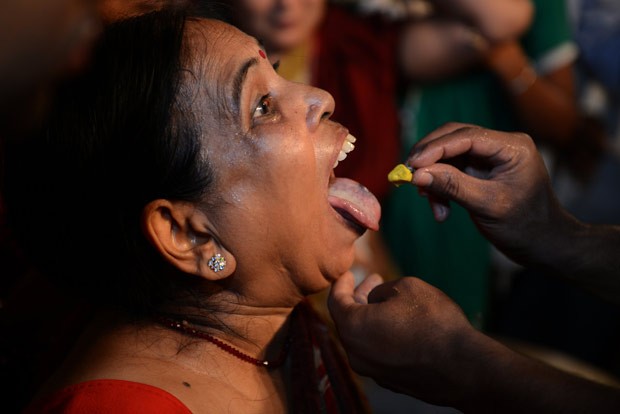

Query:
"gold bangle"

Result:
[[508, 65, 537, 95]]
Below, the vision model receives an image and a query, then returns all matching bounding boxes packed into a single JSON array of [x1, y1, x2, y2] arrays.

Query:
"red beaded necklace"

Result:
[[157, 317, 291, 369]]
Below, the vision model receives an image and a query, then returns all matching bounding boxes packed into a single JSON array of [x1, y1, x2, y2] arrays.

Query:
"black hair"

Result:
[[2, 8, 222, 318]]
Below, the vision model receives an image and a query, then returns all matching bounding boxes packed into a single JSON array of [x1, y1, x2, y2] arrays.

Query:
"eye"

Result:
[[253, 94, 273, 119]]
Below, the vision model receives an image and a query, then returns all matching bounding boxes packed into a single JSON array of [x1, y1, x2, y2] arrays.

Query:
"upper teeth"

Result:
[[334, 133, 356, 168]]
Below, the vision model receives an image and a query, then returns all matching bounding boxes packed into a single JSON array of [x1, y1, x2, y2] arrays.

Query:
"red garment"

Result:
[[289, 301, 370, 414], [315, 6, 402, 201], [23, 380, 191, 414], [23, 302, 368, 414]]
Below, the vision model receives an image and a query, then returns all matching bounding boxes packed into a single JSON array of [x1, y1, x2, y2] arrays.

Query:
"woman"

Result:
[[3, 8, 379, 413]]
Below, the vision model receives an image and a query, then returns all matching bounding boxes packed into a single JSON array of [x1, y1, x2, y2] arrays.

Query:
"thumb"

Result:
[[413, 164, 493, 213], [328, 271, 358, 320]]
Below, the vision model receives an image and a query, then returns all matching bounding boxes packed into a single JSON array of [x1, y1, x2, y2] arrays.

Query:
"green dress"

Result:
[[381, 0, 576, 328]]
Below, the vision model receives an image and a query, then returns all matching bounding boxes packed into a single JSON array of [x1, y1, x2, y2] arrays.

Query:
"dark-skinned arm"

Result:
[[329, 272, 620, 412]]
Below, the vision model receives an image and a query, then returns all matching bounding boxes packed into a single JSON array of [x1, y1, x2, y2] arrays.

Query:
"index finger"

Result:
[[414, 122, 476, 148], [409, 126, 518, 169]]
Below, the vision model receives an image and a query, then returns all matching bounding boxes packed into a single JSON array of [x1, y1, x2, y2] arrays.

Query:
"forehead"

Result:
[[183, 19, 259, 120], [185, 19, 259, 91], [186, 18, 254, 52]]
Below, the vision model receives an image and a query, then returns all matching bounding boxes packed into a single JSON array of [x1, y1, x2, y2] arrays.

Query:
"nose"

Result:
[[305, 85, 335, 132]]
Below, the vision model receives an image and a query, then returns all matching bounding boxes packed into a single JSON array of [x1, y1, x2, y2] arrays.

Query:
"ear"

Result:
[[142, 199, 236, 281]]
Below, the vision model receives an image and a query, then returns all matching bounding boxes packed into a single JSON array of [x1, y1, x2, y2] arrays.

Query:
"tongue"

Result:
[[328, 178, 381, 231]]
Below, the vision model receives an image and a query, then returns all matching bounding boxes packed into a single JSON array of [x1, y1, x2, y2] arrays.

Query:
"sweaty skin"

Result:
[[387, 164, 413, 187]]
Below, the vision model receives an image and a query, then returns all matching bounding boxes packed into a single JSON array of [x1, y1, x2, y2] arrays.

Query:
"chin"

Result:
[[325, 257, 356, 284], [297, 280, 330, 298], [303, 264, 350, 295]]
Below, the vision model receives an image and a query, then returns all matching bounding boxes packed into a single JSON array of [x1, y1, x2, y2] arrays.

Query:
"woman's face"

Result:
[[228, 0, 326, 57], [186, 20, 379, 305]]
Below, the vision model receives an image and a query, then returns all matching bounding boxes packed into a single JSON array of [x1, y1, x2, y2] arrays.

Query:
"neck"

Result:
[[160, 295, 298, 367]]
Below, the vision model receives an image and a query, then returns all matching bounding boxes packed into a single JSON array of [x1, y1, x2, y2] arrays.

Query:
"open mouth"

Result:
[[327, 133, 381, 234]]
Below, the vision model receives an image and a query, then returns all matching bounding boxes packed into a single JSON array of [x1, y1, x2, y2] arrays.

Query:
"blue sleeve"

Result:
[[576, 0, 620, 94]]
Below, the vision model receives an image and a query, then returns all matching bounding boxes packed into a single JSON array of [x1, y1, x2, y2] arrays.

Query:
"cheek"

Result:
[[252, 130, 318, 191], [305, 0, 326, 15], [304, 0, 326, 26], [217, 127, 325, 232]]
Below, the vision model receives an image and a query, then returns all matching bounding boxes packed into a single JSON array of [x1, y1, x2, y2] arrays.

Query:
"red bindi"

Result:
[[258, 49, 266, 59]]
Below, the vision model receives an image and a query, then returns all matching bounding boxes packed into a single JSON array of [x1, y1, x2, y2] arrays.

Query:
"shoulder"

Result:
[[24, 379, 192, 414]]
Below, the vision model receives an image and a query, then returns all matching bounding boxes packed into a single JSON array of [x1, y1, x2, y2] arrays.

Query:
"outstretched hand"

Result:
[[328, 272, 477, 406]]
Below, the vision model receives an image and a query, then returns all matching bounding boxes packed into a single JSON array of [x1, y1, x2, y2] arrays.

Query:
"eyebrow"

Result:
[[232, 57, 259, 115]]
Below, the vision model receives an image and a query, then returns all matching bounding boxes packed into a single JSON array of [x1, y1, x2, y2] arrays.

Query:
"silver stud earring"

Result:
[[207, 253, 226, 273]]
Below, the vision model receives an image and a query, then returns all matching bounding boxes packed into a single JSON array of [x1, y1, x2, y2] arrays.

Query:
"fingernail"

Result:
[[409, 150, 421, 162], [433, 203, 448, 222], [413, 170, 433, 187]]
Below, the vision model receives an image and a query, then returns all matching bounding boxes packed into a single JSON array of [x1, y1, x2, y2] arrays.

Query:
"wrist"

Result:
[[506, 64, 537, 95], [486, 42, 536, 94], [533, 208, 585, 272], [442, 327, 493, 408], [453, 332, 538, 413], [548, 220, 620, 303]]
